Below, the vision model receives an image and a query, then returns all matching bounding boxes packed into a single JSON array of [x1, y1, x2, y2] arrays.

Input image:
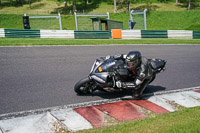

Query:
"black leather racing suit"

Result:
[[115, 54, 154, 96], [124, 57, 153, 95]]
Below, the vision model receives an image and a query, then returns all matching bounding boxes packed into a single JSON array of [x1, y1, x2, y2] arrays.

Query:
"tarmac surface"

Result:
[[0, 44, 200, 115]]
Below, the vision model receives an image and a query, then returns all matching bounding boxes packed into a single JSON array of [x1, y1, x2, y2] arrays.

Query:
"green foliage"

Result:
[[0, 0, 40, 8]]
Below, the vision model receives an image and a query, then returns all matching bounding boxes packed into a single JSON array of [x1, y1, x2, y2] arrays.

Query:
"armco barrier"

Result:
[[122, 30, 141, 39], [168, 30, 192, 39], [5, 29, 40, 38], [193, 31, 200, 39], [141, 30, 168, 38], [1, 29, 199, 39], [0, 28, 5, 37], [40, 30, 74, 38], [74, 31, 110, 39]]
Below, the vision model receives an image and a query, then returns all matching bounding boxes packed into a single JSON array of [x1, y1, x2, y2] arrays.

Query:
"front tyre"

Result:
[[74, 77, 92, 95]]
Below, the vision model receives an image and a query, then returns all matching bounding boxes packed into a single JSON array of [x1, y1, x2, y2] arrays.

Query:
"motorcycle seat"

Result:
[[149, 59, 166, 70]]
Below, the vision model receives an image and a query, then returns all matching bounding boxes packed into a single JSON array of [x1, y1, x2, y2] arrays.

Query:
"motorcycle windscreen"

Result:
[[95, 58, 116, 73]]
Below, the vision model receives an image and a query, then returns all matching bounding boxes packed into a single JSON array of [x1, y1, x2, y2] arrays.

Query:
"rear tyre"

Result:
[[74, 77, 92, 95]]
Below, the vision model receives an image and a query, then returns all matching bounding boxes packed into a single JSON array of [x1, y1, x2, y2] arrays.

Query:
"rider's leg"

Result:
[[133, 77, 152, 99]]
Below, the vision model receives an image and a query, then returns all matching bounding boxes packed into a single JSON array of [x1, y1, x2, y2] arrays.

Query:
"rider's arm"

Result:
[[116, 57, 148, 89]]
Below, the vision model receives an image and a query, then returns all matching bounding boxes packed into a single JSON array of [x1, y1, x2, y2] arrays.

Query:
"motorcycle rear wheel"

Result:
[[74, 77, 91, 95]]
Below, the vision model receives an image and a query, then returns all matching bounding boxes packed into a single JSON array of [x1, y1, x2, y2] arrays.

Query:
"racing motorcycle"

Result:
[[74, 56, 166, 95]]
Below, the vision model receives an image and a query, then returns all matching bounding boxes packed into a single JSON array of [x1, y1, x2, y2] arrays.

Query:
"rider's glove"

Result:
[[116, 81, 126, 88]]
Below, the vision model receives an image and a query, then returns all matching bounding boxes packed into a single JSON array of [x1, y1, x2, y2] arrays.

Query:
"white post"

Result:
[[130, 10, 134, 22], [58, 13, 62, 30], [74, 12, 78, 31], [144, 9, 147, 30], [107, 12, 110, 19]]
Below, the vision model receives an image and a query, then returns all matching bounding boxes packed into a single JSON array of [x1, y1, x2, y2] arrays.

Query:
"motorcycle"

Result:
[[74, 55, 166, 95]]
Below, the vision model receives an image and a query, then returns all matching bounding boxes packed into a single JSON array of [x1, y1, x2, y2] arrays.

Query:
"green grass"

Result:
[[0, 14, 24, 29], [147, 11, 200, 30], [78, 106, 200, 133], [0, 38, 200, 46], [1, 11, 200, 30], [1, 0, 200, 30]]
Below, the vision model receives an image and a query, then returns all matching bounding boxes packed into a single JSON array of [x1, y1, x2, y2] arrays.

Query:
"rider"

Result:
[[115, 51, 153, 99]]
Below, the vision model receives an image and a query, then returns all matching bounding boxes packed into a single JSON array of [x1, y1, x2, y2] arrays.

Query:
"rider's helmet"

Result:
[[126, 51, 142, 69]]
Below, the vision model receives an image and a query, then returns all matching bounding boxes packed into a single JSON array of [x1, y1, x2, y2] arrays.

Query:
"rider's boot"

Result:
[[132, 89, 142, 100]]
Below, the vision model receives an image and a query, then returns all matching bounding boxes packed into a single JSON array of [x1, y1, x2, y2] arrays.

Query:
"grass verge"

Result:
[[0, 38, 200, 46], [78, 106, 200, 133], [1, 11, 200, 30]]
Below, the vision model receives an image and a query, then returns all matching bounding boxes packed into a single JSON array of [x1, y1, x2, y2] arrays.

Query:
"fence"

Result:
[[74, 12, 109, 31], [129, 9, 147, 30]]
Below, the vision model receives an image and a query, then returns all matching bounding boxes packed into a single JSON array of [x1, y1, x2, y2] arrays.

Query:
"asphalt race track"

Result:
[[0, 44, 200, 114]]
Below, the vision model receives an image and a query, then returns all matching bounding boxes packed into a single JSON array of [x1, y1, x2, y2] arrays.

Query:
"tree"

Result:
[[73, 0, 77, 12], [187, 0, 191, 10], [29, 0, 32, 9], [114, 0, 117, 13], [126, 0, 130, 12], [84, 0, 88, 9], [176, 0, 178, 5]]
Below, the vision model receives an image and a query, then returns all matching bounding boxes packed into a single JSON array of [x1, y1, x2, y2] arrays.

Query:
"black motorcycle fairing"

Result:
[[89, 58, 129, 86]]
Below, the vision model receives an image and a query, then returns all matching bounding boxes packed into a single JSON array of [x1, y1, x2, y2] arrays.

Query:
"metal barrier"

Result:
[[168, 30, 192, 39], [193, 31, 200, 39], [74, 31, 110, 39], [5, 29, 40, 38], [0, 29, 200, 39], [40, 30, 74, 38], [122, 30, 141, 39], [0, 29, 5, 37], [141, 30, 168, 38]]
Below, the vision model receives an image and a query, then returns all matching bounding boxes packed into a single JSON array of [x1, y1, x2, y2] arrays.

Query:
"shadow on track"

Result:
[[76, 85, 166, 99]]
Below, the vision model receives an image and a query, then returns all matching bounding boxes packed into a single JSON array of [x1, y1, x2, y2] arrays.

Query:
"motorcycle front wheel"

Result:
[[74, 77, 92, 95]]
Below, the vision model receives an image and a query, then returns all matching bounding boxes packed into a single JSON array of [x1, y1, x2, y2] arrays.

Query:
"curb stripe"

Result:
[[157, 91, 200, 108], [130, 100, 170, 114], [0, 113, 63, 133], [74, 106, 106, 128], [194, 90, 200, 93], [95, 101, 145, 121], [147, 96, 176, 112], [51, 108, 93, 131]]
